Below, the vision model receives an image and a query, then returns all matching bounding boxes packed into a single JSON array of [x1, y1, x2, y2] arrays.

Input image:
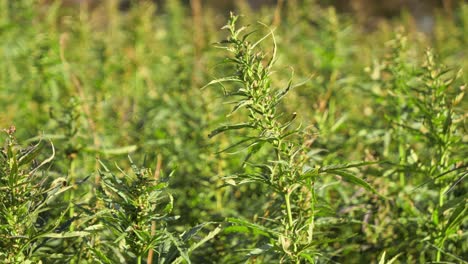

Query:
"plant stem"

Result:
[[285, 192, 294, 228], [398, 142, 406, 186], [147, 154, 162, 264], [69, 158, 76, 230]]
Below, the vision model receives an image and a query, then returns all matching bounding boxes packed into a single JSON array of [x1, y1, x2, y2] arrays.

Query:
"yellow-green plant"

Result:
[[0, 127, 87, 262], [206, 13, 379, 263], [364, 29, 467, 262]]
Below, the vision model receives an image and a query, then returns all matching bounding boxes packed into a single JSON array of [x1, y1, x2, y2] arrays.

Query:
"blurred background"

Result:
[[44, 0, 460, 32]]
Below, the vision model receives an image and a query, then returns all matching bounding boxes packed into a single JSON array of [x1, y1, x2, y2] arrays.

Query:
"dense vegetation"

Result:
[[0, 0, 467, 263]]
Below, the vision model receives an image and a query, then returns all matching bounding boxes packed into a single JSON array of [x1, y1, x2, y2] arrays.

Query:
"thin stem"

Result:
[[68, 158, 76, 231], [284, 192, 293, 228], [398, 141, 406, 186], [147, 154, 162, 264]]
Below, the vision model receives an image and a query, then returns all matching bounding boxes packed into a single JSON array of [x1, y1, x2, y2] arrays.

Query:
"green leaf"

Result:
[[95, 145, 138, 155], [331, 170, 380, 196], [299, 252, 316, 263], [301, 167, 319, 181], [226, 217, 278, 238], [40, 231, 90, 238], [242, 141, 264, 165], [215, 137, 258, 154], [201, 76, 241, 90], [166, 231, 191, 264], [208, 123, 254, 138], [319, 161, 379, 172], [247, 243, 273, 257], [378, 251, 387, 264], [386, 253, 402, 264], [224, 225, 250, 234], [230, 99, 253, 115], [443, 200, 467, 236], [192, 226, 221, 250], [18, 140, 44, 167]]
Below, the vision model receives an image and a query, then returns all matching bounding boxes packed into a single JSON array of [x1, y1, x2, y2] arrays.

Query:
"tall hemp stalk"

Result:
[[397, 49, 467, 262], [418, 50, 467, 262], [371, 29, 467, 261], [205, 13, 378, 263]]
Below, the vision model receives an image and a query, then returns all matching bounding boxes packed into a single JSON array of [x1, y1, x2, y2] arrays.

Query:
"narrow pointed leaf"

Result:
[[209, 123, 254, 138], [331, 170, 380, 196]]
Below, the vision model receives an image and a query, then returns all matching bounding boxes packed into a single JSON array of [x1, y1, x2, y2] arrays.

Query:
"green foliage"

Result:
[[93, 158, 188, 264], [206, 13, 382, 263], [0, 0, 467, 263], [0, 127, 81, 262], [363, 30, 467, 262]]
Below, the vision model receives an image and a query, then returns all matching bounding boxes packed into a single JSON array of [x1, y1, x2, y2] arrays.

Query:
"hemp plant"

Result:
[[402, 50, 467, 262], [94, 157, 220, 264], [367, 30, 467, 261], [420, 50, 466, 262], [205, 13, 378, 263], [0, 126, 87, 262], [94, 158, 183, 263]]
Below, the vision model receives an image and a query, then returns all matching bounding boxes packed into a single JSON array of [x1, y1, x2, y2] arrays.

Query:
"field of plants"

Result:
[[1, 0, 467, 263]]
